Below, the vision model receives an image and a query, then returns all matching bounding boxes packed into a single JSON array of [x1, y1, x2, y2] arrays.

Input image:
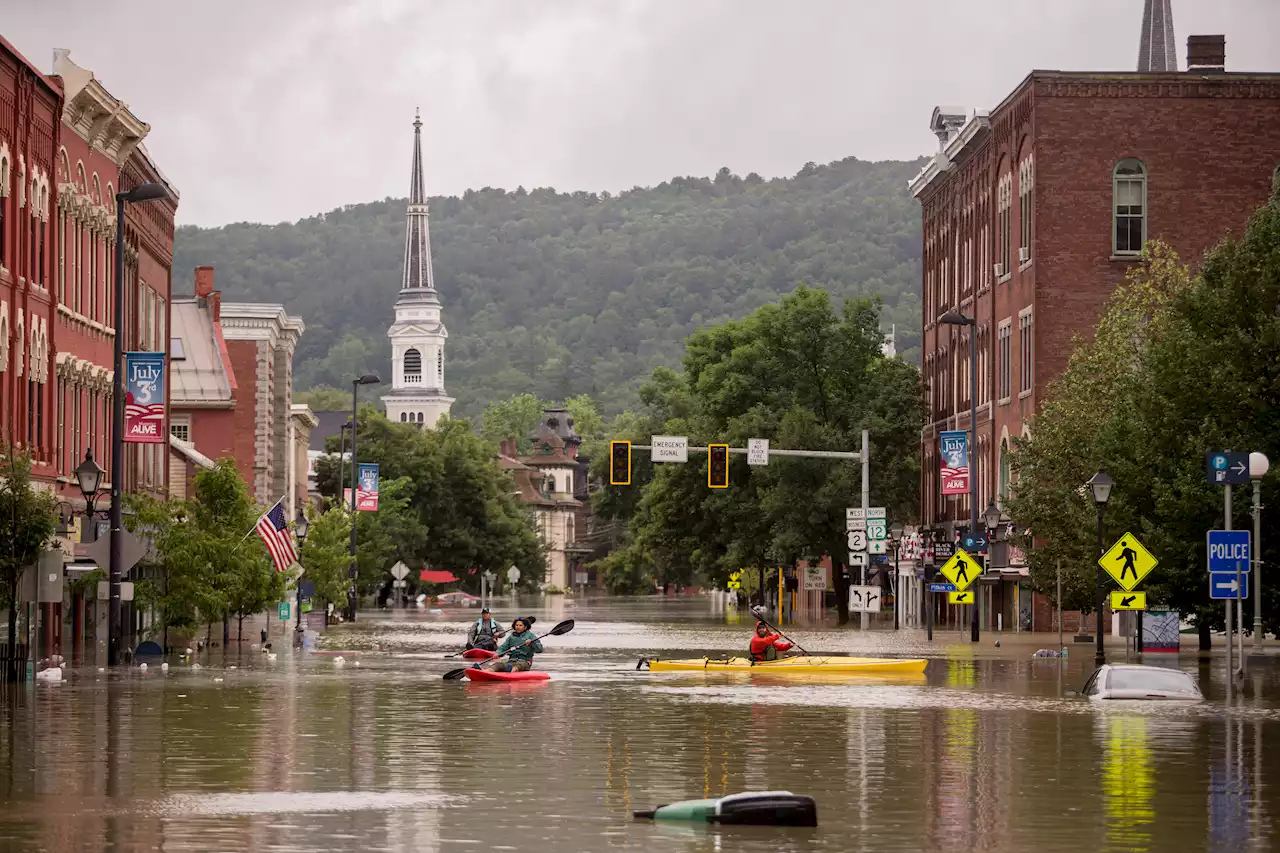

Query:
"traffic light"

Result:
[[708, 444, 729, 488], [610, 440, 631, 485]]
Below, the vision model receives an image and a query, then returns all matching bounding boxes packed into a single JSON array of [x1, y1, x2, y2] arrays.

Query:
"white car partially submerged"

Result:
[[1080, 664, 1203, 701]]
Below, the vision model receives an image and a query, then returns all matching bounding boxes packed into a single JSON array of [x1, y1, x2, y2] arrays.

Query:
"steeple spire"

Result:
[[402, 107, 436, 291], [1137, 0, 1178, 72]]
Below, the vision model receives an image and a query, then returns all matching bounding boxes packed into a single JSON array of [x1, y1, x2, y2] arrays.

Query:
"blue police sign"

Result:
[[1206, 530, 1250, 573], [1209, 572, 1248, 600], [1206, 451, 1249, 486]]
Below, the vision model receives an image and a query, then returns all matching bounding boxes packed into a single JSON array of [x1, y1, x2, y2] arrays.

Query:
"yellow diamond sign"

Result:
[[938, 548, 981, 592], [948, 590, 975, 605], [1110, 591, 1147, 611], [1099, 532, 1158, 591]]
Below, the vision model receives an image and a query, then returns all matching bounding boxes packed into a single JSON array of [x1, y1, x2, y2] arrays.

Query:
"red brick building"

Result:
[[0, 36, 59, 485], [913, 15, 1280, 630]]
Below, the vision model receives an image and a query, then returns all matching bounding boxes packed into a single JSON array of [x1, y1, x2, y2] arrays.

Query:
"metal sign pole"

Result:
[[1225, 483, 1233, 704], [861, 430, 870, 631]]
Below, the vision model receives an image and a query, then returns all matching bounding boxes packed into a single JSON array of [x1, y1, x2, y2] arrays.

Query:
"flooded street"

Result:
[[2, 597, 1278, 852]]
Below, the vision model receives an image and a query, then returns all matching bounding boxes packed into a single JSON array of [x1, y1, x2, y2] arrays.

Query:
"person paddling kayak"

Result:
[[495, 617, 543, 672], [749, 621, 793, 662], [466, 608, 506, 652]]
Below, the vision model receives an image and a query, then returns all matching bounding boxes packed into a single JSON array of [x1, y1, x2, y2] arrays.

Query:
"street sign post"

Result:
[[948, 590, 974, 605], [961, 531, 988, 553], [1098, 532, 1158, 591], [1210, 573, 1249, 600], [390, 561, 409, 581], [849, 584, 880, 613], [1207, 530, 1250, 573], [747, 438, 769, 466], [650, 436, 689, 463], [802, 566, 827, 591], [847, 529, 867, 552], [929, 582, 957, 593], [848, 551, 867, 567], [1109, 591, 1147, 611], [865, 507, 887, 555], [278, 601, 291, 620], [1206, 451, 1249, 486]]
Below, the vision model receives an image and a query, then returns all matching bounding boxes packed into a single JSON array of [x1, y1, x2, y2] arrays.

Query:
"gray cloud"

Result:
[[6, 0, 1278, 225]]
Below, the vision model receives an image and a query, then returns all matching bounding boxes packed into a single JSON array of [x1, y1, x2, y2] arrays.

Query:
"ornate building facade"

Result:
[[382, 110, 452, 427]]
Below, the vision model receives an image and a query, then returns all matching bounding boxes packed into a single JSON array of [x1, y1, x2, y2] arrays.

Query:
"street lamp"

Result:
[[1087, 469, 1113, 667], [294, 510, 309, 644], [347, 373, 380, 621], [940, 309, 980, 642], [889, 521, 904, 630], [74, 448, 105, 533], [109, 182, 169, 667], [1250, 452, 1269, 650]]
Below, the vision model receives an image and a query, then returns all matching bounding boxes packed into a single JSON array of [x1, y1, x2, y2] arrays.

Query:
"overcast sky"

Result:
[[6, 0, 1278, 226]]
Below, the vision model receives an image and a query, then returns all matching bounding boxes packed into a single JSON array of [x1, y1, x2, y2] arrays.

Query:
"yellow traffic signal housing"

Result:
[[708, 444, 729, 488], [610, 440, 632, 485]]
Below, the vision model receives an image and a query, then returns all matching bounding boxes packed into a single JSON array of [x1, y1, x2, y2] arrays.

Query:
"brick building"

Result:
[[47, 49, 176, 508], [0, 36, 59, 486], [169, 266, 311, 516], [912, 4, 1280, 631]]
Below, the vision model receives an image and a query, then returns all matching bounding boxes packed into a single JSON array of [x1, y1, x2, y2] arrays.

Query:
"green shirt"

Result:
[[498, 629, 543, 661]]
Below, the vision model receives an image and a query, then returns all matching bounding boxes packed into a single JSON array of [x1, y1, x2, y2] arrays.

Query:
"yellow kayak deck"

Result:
[[646, 655, 928, 674]]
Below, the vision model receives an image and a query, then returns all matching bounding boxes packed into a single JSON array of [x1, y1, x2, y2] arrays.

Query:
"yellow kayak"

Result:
[[643, 655, 928, 675]]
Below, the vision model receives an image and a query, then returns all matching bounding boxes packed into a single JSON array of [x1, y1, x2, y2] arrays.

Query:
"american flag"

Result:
[[255, 502, 298, 572]]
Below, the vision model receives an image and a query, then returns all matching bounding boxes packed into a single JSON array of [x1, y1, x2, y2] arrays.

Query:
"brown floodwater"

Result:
[[1, 597, 1277, 852]]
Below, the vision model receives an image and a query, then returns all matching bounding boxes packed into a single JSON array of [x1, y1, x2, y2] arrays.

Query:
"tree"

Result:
[[0, 447, 56, 681], [294, 385, 350, 411], [355, 476, 428, 598], [125, 494, 202, 650], [481, 393, 545, 452], [1009, 175, 1280, 646], [299, 504, 352, 616]]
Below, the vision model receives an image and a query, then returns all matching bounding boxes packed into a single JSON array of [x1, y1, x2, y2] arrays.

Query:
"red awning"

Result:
[[420, 570, 459, 584]]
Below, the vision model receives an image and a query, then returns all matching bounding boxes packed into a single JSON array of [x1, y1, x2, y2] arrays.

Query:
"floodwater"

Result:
[[2, 597, 1278, 853]]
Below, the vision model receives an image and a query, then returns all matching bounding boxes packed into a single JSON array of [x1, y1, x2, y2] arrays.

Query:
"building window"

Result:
[[171, 337, 186, 360], [170, 420, 190, 443], [437, 349, 444, 383], [1018, 310, 1033, 395], [997, 321, 1012, 403], [998, 438, 1011, 502], [403, 348, 422, 382], [1018, 154, 1034, 264], [996, 172, 1012, 279], [1113, 159, 1146, 255]]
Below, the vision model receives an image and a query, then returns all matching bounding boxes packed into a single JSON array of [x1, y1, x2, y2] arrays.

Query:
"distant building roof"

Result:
[[169, 298, 233, 406]]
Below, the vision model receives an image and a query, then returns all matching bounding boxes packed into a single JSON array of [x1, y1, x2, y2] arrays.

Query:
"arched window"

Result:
[[1113, 159, 1146, 256], [998, 438, 1011, 502], [437, 349, 444, 382], [403, 347, 422, 381], [417, 412, 424, 423], [400, 412, 407, 422]]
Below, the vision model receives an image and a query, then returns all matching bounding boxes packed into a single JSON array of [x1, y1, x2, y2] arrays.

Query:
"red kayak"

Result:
[[461, 648, 497, 661], [463, 668, 550, 682]]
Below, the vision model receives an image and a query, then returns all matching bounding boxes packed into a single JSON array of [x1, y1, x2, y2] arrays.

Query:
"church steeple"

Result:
[[402, 107, 436, 292], [383, 107, 453, 428], [1137, 0, 1178, 72]]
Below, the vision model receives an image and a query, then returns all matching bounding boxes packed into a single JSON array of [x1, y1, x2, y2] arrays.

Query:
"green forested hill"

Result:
[[173, 156, 925, 419]]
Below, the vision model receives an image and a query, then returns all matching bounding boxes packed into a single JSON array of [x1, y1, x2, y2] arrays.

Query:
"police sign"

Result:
[[1206, 530, 1250, 574]]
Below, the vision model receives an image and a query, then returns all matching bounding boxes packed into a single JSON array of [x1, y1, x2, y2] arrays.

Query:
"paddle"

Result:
[[442, 619, 574, 680], [750, 605, 808, 655]]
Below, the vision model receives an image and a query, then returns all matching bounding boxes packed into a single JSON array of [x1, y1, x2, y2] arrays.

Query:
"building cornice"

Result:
[[53, 49, 150, 166]]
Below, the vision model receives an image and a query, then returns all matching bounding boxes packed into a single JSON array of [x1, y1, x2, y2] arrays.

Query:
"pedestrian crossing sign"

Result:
[[1099, 532, 1157, 591], [947, 590, 974, 605], [938, 548, 980, 592]]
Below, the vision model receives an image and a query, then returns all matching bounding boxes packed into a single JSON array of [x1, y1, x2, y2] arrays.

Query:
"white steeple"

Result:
[[382, 108, 454, 427]]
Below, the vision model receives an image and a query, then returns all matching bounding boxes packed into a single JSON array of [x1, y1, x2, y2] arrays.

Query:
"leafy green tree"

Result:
[[1010, 177, 1280, 647], [299, 504, 352, 616], [0, 447, 56, 680], [481, 393, 545, 452], [294, 385, 350, 411], [126, 494, 202, 649], [355, 476, 428, 597]]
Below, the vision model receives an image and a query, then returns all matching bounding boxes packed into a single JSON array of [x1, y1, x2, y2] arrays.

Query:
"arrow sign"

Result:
[[1206, 451, 1249, 486], [947, 590, 973, 604], [1209, 572, 1249, 600], [1109, 590, 1147, 611]]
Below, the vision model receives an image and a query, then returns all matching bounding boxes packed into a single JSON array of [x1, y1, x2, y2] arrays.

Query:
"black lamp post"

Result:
[[347, 373, 380, 621], [939, 309, 980, 642], [1087, 469, 1113, 667], [74, 448, 106, 539], [109, 182, 169, 667], [294, 510, 309, 642], [889, 521, 904, 630]]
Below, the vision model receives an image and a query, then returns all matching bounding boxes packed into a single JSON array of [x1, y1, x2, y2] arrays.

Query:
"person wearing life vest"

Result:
[[466, 608, 506, 651], [749, 622, 792, 662]]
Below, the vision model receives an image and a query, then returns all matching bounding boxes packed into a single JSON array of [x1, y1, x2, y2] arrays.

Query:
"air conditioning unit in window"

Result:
[[993, 263, 1004, 278], [1019, 247, 1030, 263]]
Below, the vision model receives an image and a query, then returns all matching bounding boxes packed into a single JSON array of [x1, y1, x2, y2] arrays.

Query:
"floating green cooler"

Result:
[[633, 791, 818, 827]]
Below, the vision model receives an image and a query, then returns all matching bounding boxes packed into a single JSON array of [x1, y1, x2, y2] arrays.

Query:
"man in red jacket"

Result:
[[749, 622, 793, 662]]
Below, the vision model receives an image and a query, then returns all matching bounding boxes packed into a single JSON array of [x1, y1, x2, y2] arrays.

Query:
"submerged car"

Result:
[[436, 591, 481, 607], [1080, 664, 1203, 701]]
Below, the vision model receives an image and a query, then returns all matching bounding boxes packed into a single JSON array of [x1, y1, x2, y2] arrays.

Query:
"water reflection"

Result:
[[0, 598, 1277, 852]]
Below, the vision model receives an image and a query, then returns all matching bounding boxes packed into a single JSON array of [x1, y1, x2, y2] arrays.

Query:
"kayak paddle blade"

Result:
[[548, 619, 575, 636], [442, 667, 469, 681]]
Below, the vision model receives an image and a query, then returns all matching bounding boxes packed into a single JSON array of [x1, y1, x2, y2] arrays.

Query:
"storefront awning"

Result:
[[419, 570, 458, 584]]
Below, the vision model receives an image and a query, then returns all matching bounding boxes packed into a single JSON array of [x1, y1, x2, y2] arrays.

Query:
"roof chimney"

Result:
[[194, 265, 214, 298], [1187, 35, 1226, 73]]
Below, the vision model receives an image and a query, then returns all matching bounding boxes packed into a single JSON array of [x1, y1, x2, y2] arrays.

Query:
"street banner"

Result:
[[940, 430, 969, 495], [343, 464, 380, 512], [124, 352, 166, 443]]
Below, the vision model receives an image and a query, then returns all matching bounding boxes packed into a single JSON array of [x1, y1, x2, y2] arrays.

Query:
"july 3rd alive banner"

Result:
[[124, 352, 166, 443], [940, 430, 969, 495]]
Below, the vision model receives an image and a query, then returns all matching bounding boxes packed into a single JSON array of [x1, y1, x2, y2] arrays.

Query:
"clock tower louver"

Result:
[[382, 109, 454, 427]]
